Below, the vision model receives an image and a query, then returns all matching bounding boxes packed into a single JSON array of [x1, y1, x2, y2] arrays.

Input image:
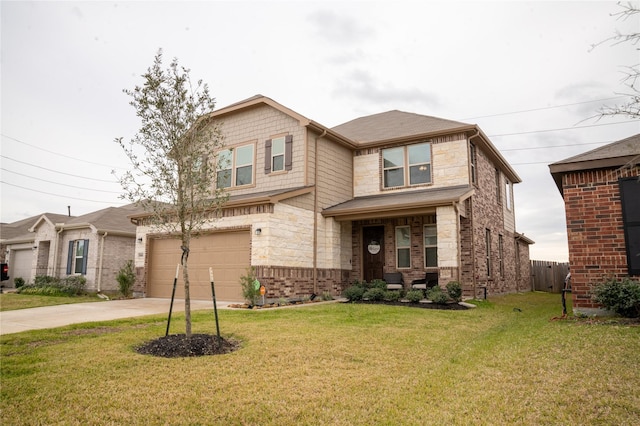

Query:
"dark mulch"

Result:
[[346, 300, 470, 310], [136, 334, 241, 358]]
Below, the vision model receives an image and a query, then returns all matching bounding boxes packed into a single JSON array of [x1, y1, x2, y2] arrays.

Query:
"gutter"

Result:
[[97, 232, 108, 292], [313, 129, 328, 294], [468, 130, 479, 299]]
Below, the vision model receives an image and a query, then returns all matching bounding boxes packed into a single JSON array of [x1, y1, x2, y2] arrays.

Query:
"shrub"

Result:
[[343, 285, 365, 301], [116, 260, 136, 297], [239, 267, 261, 306], [446, 281, 462, 302], [592, 277, 640, 318], [405, 289, 424, 303], [363, 287, 385, 301], [384, 290, 401, 302], [17, 275, 86, 296], [14, 277, 25, 288], [428, 286, 449, 304], [321, 291, 334, 301], [61, 276, 86, 295], [371, 279, 387, 291]]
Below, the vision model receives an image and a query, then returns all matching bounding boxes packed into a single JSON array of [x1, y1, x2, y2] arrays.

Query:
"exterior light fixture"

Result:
[[255, 228, 262, 235]]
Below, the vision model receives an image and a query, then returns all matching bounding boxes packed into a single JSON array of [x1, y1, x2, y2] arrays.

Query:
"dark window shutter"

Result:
[[66, 241, 74, 275], [82, 239, 89, 275], [264, 139, 272, 174], [285, 135, 293, 171]]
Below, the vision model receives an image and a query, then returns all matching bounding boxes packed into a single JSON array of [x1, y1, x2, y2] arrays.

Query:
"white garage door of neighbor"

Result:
[[10, 249, 32, 287], [147, 230, 250, 301]]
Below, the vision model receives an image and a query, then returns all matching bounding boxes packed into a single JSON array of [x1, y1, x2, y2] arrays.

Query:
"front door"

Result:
[[362, 226, 385, 283]]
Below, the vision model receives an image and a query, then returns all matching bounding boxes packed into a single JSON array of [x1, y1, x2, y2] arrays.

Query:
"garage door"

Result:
[[147, 230, 250, 301], [10, 249, 32, 287]]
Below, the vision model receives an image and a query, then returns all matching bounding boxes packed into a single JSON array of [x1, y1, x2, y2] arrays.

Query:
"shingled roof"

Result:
[[331, 110, 473, 144], [549, 133, 640, 193]]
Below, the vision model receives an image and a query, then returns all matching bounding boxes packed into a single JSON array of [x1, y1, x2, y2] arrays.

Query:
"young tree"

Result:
[[115, 49, 227, 337]]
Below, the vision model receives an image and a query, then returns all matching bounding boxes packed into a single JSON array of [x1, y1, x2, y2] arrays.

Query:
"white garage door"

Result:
[[147, 230, 251, 301], [10, 249, 32, 287]]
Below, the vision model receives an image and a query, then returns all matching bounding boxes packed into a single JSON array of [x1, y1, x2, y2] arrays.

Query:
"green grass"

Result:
[[1, 292, 639, 425], [0, 292, 105, 311]]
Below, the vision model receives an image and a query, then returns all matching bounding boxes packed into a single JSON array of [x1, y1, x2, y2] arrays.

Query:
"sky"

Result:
[[1, 0, 639, 262]]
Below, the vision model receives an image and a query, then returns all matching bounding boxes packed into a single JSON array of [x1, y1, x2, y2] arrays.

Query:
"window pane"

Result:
[[409, 164, 431, 184], [383, 147, 404, 168], [272, 155, 284, 172], [217, 170, 231, 188], [408, 143, 430, 164], [426, 247, 438, 268], [235, 165, 252, 186], [236, 145, 253, 165], [74, 240, 85, 274], [218, 149, 231, 169], [424, 225, 437, 246], [272, 137, 285, 155], [398, 248, 410, 268], [384, 168, 404, 187], [396, 227, 410, 246]]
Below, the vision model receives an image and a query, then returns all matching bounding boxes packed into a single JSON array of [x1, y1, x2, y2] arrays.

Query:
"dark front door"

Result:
[[363, 226, 385, 283]]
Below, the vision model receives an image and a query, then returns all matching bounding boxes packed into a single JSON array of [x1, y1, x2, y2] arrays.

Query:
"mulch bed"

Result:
[[347, 300, 470, 310], [136, 334, 241, 358]]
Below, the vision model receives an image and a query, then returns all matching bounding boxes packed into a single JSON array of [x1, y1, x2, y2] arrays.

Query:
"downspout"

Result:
[[453, 201, 461, 283], [468, 129, 480, 298], [313, 129, 328, 295], [97, 232, 108, 292]]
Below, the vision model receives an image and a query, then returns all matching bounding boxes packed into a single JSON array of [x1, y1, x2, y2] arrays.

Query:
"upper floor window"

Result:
[[495, 169, 502, 204], [66, 239, 89, 275], [470, 143, 477, 184], [396, 226, 411, 268], [382, 142, 431, 189], [265, 135, 293, 174], [505, 179, 512, 211], [217, 143, 255, 189]]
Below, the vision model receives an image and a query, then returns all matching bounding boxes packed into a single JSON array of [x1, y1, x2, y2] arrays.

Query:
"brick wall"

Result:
[[562, 166, 640, 313]]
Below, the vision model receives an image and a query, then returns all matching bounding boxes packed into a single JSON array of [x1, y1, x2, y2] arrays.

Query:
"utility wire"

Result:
[[1, 133, 128, 171], [459, 96, 627, 120], [1, 168, 123, 194], [488, 120, 636, 137], [0, 181, 126, 204], [1, 155, 120, 183]]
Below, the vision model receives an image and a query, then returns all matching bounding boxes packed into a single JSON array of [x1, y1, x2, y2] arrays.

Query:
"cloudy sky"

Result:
[[1, 0, 639, 262]]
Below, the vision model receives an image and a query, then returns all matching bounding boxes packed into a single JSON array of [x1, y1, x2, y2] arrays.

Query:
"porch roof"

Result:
[[322, 185, 474, 221]]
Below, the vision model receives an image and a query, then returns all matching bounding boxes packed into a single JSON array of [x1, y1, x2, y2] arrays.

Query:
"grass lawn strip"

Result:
[[1, 292, 639, 425]]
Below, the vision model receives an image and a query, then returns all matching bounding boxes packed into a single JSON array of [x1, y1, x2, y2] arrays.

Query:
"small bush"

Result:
[[61, 276, 86, 295], [384, 290, 401, 302], [371, 279, 388, 291], [17, 275, 86, 296], [343, 285, 365, 301], [116, 260, 136, 297], [14, 277, 25, 288], [405, 289, 424, 303], [428, 286, 449, 304], [446, 281, 462, 302], [239, 267, 260, 306], [363, 287, 385, 301], [592, 277, 640, 318], [321, 291, 334, 301]]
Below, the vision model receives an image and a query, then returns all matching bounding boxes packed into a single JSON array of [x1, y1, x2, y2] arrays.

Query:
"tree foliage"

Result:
[[115, 49, 226, 337], [594, 2, 640, 119]]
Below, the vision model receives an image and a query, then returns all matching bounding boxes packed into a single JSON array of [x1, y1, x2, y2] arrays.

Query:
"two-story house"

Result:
[[131, 95, 532, 301]]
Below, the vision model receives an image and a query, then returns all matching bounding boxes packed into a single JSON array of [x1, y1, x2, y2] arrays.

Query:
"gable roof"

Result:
[[331, 110, 472, 145], [549, 133, 640, 193], [1, 213, 72, 243], [59, 203, 146, 235]]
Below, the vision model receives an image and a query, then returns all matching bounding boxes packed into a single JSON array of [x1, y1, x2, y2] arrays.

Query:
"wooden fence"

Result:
[[530, 260, 569, 293]]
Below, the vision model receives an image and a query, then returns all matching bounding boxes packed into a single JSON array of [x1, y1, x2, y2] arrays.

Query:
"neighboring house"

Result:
[[132, 95, 532, 302], [1, 204, 145, 292], [550, 133, 640, 316]]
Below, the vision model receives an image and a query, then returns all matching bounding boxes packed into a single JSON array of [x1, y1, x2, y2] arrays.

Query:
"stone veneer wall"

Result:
[[562, 165, 640, 315]]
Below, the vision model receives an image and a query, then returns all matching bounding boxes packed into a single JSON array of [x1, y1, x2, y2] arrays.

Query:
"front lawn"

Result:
[[0, 292, 105, 311], [1, 292, 638, 425]]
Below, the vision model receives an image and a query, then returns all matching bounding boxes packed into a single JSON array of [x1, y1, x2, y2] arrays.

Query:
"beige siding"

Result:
[[212, 105, 307, 195], [315, 136, 353, 208]]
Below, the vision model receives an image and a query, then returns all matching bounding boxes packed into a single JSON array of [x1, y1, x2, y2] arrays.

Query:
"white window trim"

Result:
[[423, 224, 438, 268], [382, 142, 432, 189], [396, 225, 411, 269], [217, 143, 255, 189]]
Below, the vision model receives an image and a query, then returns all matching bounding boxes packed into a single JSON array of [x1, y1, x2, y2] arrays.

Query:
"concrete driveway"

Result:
[[0, 298, 232, 335]]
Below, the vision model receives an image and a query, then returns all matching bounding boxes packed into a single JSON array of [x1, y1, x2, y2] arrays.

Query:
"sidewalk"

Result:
[[0, 298, 230, 335]]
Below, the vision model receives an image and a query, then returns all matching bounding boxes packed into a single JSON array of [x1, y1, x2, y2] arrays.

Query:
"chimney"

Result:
[[68, 206, 71, 217]]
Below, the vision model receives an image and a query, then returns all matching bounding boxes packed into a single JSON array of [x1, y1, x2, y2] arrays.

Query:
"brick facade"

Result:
[[562, 166, 640, 313]]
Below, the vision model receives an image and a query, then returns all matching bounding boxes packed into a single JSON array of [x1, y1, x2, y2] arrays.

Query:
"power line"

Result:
[[488, 120, 636, 137], [459, 96, 627, 120], [500, 141, 610, 152], [1, 155, 120, 183], [1, 168, 123, 194], [1, 133, 128, 171], [0, 181, 126, 204]]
